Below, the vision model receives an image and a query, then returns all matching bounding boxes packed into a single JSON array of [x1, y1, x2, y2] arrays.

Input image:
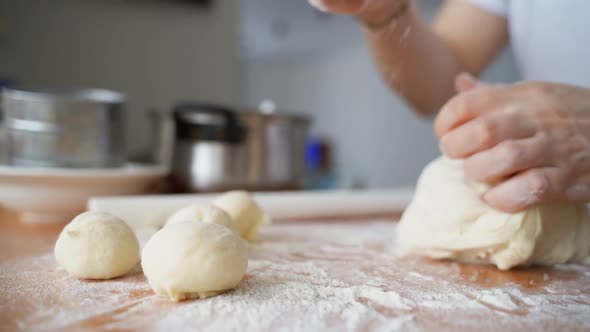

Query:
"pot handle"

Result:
[[173, 103, 236, 123], [172, 103, 245, 142]]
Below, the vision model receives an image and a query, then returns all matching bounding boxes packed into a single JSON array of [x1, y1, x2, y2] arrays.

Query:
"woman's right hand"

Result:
[[308, 0, 410, 29]]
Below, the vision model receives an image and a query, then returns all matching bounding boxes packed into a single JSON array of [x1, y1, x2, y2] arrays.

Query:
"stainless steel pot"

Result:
[[1, 88, 126, 168], [169, 103, 310, 192]]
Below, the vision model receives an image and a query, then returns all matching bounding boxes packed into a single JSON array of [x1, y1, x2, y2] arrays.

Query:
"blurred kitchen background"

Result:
[[0, 0, 520, 189]]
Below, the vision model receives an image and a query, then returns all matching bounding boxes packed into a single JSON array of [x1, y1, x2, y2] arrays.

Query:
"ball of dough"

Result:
[[398, 157, 590, 270], [213, 191, 269, 241], [141, 221, 248, 301], [166, 204, 236, 233], [54, 211, 140, 279]]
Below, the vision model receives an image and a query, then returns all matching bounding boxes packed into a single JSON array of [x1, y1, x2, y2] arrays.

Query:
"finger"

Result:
[[464, 135, 550, 182], [439, 108, 537, 158], [434, 85, 510, 138], [455, 72, 480, 93], [482, 167, 564, 212]]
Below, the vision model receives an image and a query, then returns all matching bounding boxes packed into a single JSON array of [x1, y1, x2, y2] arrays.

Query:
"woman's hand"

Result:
[[308, 0, 410, 29], [435, 74, 590, 212]]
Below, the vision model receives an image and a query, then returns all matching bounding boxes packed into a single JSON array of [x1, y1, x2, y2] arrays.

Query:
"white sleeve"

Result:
[[466, 0, 508, 17]]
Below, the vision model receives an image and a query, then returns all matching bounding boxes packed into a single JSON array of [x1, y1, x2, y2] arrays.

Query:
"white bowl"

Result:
[[0, 163, 168, 223]]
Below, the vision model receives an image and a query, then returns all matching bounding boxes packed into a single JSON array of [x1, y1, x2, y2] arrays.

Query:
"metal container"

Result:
[[170, 103, 310, 192], [1, 88, 126, 168]]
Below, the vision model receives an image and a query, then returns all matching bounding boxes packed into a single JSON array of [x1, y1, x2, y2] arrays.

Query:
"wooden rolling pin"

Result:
[[88, 189, 414, 229]]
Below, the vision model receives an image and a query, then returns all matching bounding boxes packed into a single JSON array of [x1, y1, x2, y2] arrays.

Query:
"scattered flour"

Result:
[[1, 221, 589, 332]]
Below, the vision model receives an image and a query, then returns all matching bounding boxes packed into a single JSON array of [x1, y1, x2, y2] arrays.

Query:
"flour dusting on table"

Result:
[[1, 221, 589, 332]]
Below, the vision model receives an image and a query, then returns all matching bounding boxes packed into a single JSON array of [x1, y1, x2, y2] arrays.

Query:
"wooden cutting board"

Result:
[[0, 209, 588, 332]]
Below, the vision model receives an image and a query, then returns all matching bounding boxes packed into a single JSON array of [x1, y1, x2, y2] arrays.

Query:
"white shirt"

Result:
[[467, 0, 590, 88]]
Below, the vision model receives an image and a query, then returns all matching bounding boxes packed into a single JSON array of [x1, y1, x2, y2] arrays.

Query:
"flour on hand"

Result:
[[308, 0, 328, 12]]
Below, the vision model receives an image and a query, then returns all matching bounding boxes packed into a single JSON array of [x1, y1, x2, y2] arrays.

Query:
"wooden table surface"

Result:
[[1, 209, 589, 332]]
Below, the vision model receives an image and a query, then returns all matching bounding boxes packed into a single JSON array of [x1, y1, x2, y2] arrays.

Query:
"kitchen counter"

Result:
[[1, 210, 589, 331]]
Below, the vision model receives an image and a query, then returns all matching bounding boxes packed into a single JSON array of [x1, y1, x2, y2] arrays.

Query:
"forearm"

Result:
[[361, 2, 463, 115]]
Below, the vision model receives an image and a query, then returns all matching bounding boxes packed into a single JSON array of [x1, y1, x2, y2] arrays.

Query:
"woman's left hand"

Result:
[[435, 74, 590, 212]]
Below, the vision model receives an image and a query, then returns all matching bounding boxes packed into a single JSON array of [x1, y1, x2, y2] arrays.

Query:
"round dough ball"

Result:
[[166, 204, 236, 233], [141, 221, 248, 301], [54, 211, 140, 279], [213, 191, 269, 241], [398, 157, 590, 270]]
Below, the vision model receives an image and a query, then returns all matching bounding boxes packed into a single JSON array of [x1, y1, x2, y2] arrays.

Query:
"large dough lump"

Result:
[[54, 211, 140, 279], [398, 157, 590, 270], [141, 221, 248, 301]]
